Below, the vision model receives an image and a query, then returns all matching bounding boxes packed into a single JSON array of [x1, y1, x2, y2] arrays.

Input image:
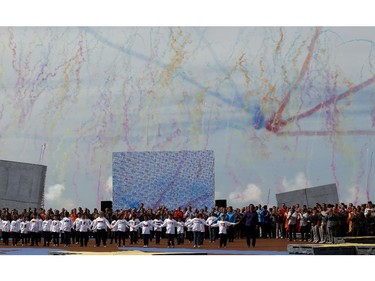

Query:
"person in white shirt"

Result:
[[50, 215, 61, 246], [206, 212, 218, 243], [73, 213, 83, 245], [128, 215, 140, 245], [78, 214, 91, 247], [37, 214, 43, 245], [159, 213, 183, 248], [112, 213, 131, 247], [61, 212, 73, 247], [20, 216, 30, 246], [152, 215, 163, 245], [92, 211, 111, 247], [29, 214, 40, 246], [184, 214, 209, 248], [185, 214, 194, 243], [134, 215, 155, 248], [211, 214, 238, 248], [364, 201, 375, 218], [176, 217, 185, 245], [42, 215, 52, 247], [109, 216, 118, 245], [287, 206, 298, 242], [10, 215, 21, 246], [1, 215, 11, 245]]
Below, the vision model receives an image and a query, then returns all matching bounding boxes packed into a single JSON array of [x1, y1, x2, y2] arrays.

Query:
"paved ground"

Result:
[[0, 236, 310, 255]]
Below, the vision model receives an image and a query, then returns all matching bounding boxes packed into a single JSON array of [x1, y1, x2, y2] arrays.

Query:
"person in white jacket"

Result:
[[78, 214, 91, 247], [1, 215, 11, 245], [184, 214, 209, 248], [211, 215, 238, 248], [73, 213, 83, 245], [134, 215, 155, 248], [206, 212, 218, 243], [42, 215, 52, 247], [128, 215, 140, 245], [159, 213, 183, 248], [20, 216, 30, 246], [10, 215, 21, 246], [29, 214, 40, 246], [152, 215, 163, 245], [61, 212, 73, 247], [50, 215, 61, 246], [176, 218, 185, 245], [111, 213, 131, 247], [91, 211, 111, 247]]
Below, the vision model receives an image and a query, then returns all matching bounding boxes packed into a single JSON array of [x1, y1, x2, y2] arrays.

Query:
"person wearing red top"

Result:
[[173, 207, 184, 221]]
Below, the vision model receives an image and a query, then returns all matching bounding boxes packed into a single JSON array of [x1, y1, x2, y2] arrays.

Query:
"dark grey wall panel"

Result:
[[276, 183, 338, 208], [0, 160, 47, 211]]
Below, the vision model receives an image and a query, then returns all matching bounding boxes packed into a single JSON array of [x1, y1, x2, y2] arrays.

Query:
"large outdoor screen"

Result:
[[112, 150, 215, 211]]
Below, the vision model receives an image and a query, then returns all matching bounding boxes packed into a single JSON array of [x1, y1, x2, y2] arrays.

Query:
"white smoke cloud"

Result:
[[45, 184, 65, 201], [344, 185, 368, 205], [104, 176, 113, 198], [228, 183, 263, 207], [282, 172, 311, 192], [44, 184, 75, 210]]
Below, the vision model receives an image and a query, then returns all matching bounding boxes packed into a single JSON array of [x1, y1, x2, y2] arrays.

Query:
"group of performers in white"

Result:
[[0, 211, 238, 248]]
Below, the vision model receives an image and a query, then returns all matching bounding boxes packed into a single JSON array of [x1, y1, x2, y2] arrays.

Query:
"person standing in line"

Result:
[[153, 214, 163, 245], [185, 213, 194, 244], [226, 206, 236, 242], [109, 214, 118, 245], [211, 214, 239, 248], [50, 215, 61, 246], [73, 213, 83, 245], [10, 214, 21, 246], [112, 213, 131, 247], [20, 216, 30, 246], [299, 208, 309, 242], [36, 214, 43, 245], [1, 215, 10, 245], [184, 213, 209, 248], [242, 204, 259, 248], [308, 208, 321, 243], [128, 215, 140, 245], [176, 217, 185, 245], [287, 205, 298, 242], [206, 211, 217, 243], [61, 212, 73, 247], [159, 213, 183, 248], [41, 215, 52, 247], [319, 204, 328, 244], [133, 215, 155, 248], [78, 214, 91, 247], [29, 214, 40, 246], [91, 211, 111, 247]]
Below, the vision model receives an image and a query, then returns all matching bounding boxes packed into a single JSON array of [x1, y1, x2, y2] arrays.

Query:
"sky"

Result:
[[1, 2, 375, 213], [1, 25, 374, 211]]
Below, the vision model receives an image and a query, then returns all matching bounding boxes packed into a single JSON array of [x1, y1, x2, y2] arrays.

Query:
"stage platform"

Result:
[[288, 236, 375, 255]]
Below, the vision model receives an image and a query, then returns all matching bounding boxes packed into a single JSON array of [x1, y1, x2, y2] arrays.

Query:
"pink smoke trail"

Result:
[[39, 143, 46, 164], [330, 144, 340, 193], [366, 152, 373, 201], [96, 165, 102, 209]]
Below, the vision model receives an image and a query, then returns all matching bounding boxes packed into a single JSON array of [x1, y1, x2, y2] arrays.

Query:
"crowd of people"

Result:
[[1, 200, 375, 249]]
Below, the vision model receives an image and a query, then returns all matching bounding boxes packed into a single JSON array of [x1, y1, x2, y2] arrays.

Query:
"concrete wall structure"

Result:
[[276, 183, 339, 208], [0, 160, 47, 211]]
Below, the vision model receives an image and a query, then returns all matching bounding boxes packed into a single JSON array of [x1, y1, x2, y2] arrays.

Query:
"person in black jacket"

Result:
[[242, 204, 258, 248]]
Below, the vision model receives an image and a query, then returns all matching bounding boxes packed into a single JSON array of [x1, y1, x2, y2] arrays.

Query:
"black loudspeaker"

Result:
[[101, 201, 112, 212], [215, 199, 227, 208]]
